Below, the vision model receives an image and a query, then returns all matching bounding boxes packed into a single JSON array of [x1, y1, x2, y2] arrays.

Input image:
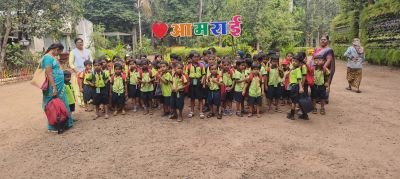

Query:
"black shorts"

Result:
[[171, 92, 185, 110], [112, 92, 126, 107], [201, 86, 209, 99], [188, 84, 203, 100], [160, 96, 171, 105], [282, 89, 291, 99], [128, 84, 140, 98], [140, 91, 153, 101], [267, 85, 282, 100], [233, 91, 244, 103], [311, 85, 327, 100], [83, 85, 93, 103], [248, 96, 262, 106], [69, 104, 75, 112], [208, 90, 221, 106], [222, 91, 233, 102], [290, 84, 300, 103], [93, 88, 109, 105]]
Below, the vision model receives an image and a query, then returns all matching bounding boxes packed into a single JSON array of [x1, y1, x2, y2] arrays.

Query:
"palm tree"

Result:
[[136, 0, 152, 48]]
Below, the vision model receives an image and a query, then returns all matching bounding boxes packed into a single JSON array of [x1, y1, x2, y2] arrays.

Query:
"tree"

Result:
[[0, 0, 84, 72]]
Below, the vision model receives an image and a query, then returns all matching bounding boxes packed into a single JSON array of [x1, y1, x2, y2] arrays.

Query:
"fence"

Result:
[[0, 65, 37, 85]]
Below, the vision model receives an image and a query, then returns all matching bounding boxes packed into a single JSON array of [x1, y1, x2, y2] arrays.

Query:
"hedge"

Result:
[[359, 0, 400, 66], [331, 10, 359, 46]]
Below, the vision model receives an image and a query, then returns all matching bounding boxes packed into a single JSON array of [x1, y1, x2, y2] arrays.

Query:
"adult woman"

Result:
[[42, 43, 74, 132], [312, 35, 335, 101], [68, 38, 92, 74], [344, 38, 364, 93]]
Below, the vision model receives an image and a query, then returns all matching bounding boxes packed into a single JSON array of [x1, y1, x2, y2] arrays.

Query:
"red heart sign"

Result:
[[152, 22, 168, 39]]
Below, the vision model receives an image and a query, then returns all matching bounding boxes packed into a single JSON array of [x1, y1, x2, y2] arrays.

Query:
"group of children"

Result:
[[64, 48, 331, 122]]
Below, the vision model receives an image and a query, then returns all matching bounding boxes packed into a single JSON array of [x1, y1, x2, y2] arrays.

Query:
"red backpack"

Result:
[[305, 65, 328, 86], [45, 97, 70, 134]]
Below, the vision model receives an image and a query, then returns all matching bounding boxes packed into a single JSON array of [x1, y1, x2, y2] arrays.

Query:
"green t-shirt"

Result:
[[207, 75, 223, 90], [314, 68, 330, 86], [172, 74, 188, 91], [140, 72, 154, 92], [233, 70, 246, 92], [129, 71, 139, 85], [260, 66, 268, 76], [112, 75, 125, 94], [267, 68, 281, 87], [86, 72, 109, 88], [65, 83, 75, 105], [289, 68, 302, 85], [245, 68, 251, 76], [248, 75, 263, 97], [160, 72, 173, 97], [301, 65, 307, 76], [185, 63, 205, 79], [222, 72, 233, 86], [81, 71, 92, 85]]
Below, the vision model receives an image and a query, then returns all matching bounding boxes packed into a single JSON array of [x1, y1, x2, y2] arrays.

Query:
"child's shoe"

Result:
[[287, 110, 295, 120], [299, 113, 309, 120]]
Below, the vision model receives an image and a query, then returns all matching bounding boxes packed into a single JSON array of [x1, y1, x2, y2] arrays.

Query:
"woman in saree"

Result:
[[344, 38, 364, 93], [312, 35, 336, 101], [42, 43, 74, 132]]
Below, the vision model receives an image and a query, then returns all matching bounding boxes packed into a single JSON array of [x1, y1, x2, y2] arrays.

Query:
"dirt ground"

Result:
[[0, 61, 399, 179]]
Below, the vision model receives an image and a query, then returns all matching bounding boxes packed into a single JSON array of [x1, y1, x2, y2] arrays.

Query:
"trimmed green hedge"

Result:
[[359, 0, 400, 66], [167, 45, 253, 60], [331, 10, 359, 46]]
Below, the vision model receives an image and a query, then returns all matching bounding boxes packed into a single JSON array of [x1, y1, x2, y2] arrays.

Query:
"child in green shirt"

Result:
[[158, 61, 173, 116], [233, 60, 247, 117], [312, 55, 331, 115], [139, 59, 155, 115], [79, 60, 93, 112], [221, 60, 234, 116], [170, 63, 189, 122], [89, 60, 110, 120], [287, 54, 307, 120], [64, 70, 75, 113], [243, 63, 264, 118], [127, 60, 140, 112], [265, 55, 284, 112], [206, 64, 224, 119], [110, 63, 127, 116]]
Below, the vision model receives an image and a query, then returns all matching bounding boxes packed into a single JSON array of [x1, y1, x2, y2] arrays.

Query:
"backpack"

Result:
[[91, 71, 108, 87], [305, 65, 328, 86], [175, 74, 189, 93], [45, 97, 70, 134], [245, 73, 263, 97], [186, 63, 204, 76]]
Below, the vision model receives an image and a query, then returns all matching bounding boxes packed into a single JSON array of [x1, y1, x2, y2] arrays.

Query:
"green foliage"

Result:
[[359, 0, 400, 65], [5, 43, 36, 68], [169, 45, 253, 62], [91, 25, 111, 58], [134, 35, 155, 57], [331, 11, 359, 46], [99, 43, 127, 60], [84, 0, 138, 32]]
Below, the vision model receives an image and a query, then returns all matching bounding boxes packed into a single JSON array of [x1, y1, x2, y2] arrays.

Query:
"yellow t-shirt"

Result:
[[248, 75, 263, 97], [207, 75, 223, 91], [140, 72, 154, 92], [112, 75, 125, 94], [160, 72, 173, 97], [172, 74, 188, 92]]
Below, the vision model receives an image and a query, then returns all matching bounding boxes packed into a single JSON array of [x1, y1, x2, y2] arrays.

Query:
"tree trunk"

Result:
[[0, 15, 12, 73], [132, 25, 137, 52], [219, 36, 222, 47]]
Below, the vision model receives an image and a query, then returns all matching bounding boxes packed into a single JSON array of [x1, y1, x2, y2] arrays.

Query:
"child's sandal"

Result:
[[187, 112, 194, 118], [217, 113, 222, 120], [207, 113, 215, 118], [199, 113, 205, 119], [312, 109, 318, 114], [247, 113, 253, 118]]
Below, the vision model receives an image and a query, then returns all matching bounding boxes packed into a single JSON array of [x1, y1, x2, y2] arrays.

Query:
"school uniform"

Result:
[[288, 68, 302, 103], [140, 71, 154, 101], [128, 70, 140, 98], [185, 63, 205, 100], [111, 75, 126, 107], [87, 71, 109, 106], [65, 81, 75, 112], [80, 70, 94, 103], [233, 70, 246, 103], [160, 72, 173, 105], [266, 68, 283, 100], [311, 68, 330, 100], [207, 75, 223, 106], [171, 74, 187, 110], [247, 74, 263, 106], [222, 71, 234, 101]]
